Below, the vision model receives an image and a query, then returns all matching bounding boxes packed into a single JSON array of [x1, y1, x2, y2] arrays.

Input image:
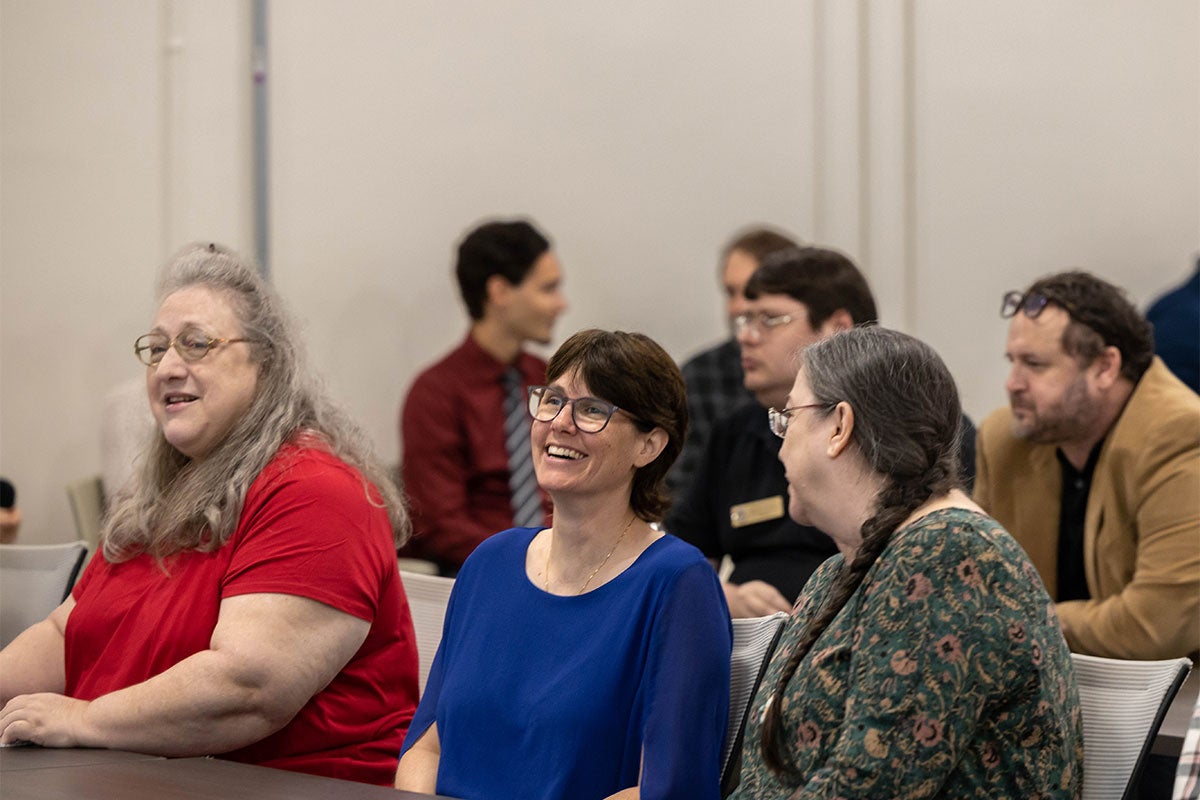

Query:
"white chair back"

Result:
[[66, 475, 105, 550], [401, 569, 455, 693], [0, 541, 88, 648], [1072, 652, 1192, 800], [721, 611, 788, 795]]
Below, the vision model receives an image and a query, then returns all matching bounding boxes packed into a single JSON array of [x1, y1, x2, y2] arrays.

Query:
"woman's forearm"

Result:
[[73, 646, 294, 754], [0, 603, 70, 705]]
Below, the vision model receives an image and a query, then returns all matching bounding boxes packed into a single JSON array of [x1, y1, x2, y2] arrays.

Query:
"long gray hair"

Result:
[[760, 326, 962, 775], [103, 242, 409, 561]]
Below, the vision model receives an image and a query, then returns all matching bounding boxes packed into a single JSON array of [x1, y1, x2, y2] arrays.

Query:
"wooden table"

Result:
[[0, 747, 455, 800]]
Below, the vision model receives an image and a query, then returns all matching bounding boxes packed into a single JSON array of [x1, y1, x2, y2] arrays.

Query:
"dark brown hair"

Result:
[[455, 219, 551, 320], [546, 329, 687, 521], [1024, 270, 1154, 383], [745, 246, 878, 328]]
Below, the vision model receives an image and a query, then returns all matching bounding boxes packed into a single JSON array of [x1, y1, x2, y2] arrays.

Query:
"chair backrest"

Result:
[[721, 611, 788, 796], [401, 569, 456, 694], [66, 475, 105, 550], [1072, 652, 1193, 800], [0, 541, 89, 648]]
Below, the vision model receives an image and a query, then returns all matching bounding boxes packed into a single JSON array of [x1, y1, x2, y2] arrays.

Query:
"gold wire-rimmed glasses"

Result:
[[134, 328, 255, 366]]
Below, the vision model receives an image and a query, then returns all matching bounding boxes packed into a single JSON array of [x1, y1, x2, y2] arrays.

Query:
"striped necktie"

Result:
[[503, 367, 544, 528]]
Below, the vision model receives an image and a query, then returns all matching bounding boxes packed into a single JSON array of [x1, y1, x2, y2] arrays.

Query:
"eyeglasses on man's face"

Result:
[[134, 328, 253, 366], [527, 386, 630, 433], [733, 312, 796, 337], [768, 403, 830, 439], [1000, 290, 1078, 321]]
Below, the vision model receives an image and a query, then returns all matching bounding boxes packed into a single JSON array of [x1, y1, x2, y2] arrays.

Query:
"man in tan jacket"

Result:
[[975, 270, 1199, 660]]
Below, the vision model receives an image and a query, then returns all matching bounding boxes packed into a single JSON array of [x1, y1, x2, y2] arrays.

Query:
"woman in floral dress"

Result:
[[730, 326, 1083, 799]]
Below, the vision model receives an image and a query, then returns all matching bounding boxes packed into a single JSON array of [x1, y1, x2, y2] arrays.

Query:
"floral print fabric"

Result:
[[731, 507, 1083, 799]]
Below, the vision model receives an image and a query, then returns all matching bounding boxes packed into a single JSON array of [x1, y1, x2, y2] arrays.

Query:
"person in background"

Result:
[[400, 218, 565, 574], [1146, 259, 1199, 393], [0, 478, 19, 544], [0, 243, 418, 786], [975, 271, 1200, 660], [396, 329, 732, 800], [667, 246, 977, 617], [731, 326, 1082, 799], [668, 226, 798, 499]]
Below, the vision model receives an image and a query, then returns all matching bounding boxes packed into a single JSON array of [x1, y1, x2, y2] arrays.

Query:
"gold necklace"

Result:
[[544, 515, 636, 595]]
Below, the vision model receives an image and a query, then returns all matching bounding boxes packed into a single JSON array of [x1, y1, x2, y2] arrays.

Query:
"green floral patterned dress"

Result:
[[730, 507, 1083, 799]]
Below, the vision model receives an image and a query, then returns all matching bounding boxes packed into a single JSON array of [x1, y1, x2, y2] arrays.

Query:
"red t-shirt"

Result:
[[66, 444, 419, 785]]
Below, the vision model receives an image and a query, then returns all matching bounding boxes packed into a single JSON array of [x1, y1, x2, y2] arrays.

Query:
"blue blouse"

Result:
[[401, 527, 733, 800]]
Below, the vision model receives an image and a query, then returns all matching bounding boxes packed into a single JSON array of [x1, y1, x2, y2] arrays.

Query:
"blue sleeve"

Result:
[[640, 558, 733, 800], [398, 579, 458, 759]]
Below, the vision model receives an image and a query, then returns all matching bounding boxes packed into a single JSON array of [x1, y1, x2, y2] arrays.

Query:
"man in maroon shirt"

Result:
[[400, 219, 566, 574]]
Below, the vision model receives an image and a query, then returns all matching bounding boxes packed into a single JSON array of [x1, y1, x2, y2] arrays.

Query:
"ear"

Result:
[[1090, 345, 1123, 389], [817, 309, 855, 338], [485, 274, 514, 311], [826, 401, 856, 458], [633, 427, 669, 469]]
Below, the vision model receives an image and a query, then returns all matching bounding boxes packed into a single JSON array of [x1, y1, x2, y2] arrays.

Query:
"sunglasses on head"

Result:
[[1000, 290, 1078, 320]]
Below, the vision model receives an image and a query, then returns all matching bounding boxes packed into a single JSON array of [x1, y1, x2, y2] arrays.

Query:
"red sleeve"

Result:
[[400, 370, 499, 567], [220, 448, 395, 622]]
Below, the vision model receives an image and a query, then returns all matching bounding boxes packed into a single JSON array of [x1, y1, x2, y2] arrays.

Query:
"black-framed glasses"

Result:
[[1000, 290, 1078, 320], [527, 386, 632, 433], [733, 312, 796, 337], [768, 403, 831, 439], [134, 328, 255, 366]]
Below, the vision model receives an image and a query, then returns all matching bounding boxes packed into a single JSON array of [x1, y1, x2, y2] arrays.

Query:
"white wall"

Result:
[[2, 1, 1197, 544]]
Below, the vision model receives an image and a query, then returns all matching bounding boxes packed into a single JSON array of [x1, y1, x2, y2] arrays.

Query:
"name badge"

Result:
[[729, 496, 785, 528]]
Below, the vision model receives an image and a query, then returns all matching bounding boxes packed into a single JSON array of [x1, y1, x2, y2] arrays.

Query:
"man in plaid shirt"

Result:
[[667, 227, 798, 500]]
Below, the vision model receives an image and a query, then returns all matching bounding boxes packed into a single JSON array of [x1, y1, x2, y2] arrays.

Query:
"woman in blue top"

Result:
[[395, 328, 733, 800]]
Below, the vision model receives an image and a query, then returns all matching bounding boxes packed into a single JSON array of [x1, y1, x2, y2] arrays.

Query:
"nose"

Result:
[[1004, 365, 1023, 396], [153, 344, 189, 378], [548, 400, 579, 433], [735, 323, 759, 347]]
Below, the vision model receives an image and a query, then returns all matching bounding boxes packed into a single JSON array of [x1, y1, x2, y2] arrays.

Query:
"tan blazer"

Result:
[[975, 358, 1200, 659]]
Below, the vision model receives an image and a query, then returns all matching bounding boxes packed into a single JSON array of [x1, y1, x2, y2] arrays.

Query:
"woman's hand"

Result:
[[723, 580, 792, 617], [0, 693, 93, 747]]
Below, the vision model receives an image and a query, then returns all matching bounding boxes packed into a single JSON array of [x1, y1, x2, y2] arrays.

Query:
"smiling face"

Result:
[[1004, 306, 1103, 447], [530, 368, 664, 504], [146, 285, 260, 460]]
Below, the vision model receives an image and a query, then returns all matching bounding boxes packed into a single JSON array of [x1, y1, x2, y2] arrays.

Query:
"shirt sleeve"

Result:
[[401, 372, 499, 567], [640, 559, 733, 800], [221, 451, 392, 622]]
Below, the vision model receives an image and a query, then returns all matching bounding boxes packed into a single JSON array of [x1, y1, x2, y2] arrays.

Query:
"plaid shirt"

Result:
[[1176, 694, 1200, 800], [668, 338, 754, 499]]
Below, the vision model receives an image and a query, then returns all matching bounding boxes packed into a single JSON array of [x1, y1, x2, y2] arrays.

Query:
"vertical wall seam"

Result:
[[252, 0, 270, 278], [902, 0, 917, 332], [857, 0, 870, 272], [158, 0, 173, 259], [812, 0, 825, 240]]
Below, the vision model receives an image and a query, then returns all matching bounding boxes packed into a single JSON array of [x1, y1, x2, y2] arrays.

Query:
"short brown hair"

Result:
[[1024, 271, 1154, 383], [546, 329, 687, 521], [721, 226, 800, 269], [745, 246, 878, 328]]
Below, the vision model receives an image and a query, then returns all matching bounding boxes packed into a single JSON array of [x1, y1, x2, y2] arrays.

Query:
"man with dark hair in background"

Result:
[[668, 246, 978, 617], [668, 226, 798, 499], [400, 219, 566, 574], [976, 271, 1199, 660]]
